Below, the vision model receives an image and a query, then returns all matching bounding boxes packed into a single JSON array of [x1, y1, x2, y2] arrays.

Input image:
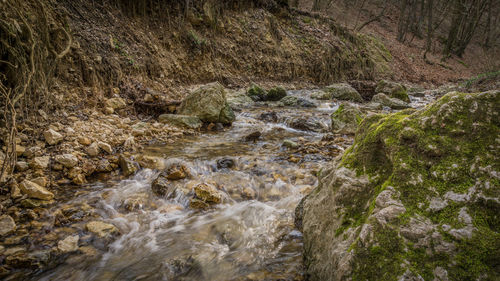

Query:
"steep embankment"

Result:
[[297, 90, 499, 280]]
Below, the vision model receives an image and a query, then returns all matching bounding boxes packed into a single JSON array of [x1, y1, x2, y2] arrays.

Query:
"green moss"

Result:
[[266, 86, 287, 101], [246, 83, 266, 101]]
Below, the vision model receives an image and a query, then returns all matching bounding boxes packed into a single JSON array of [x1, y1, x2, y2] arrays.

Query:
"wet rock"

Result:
[[258, 111, 279, 123], [375, 80, 409, 102], [151, 175, 176, 197], [282, 139, 299, 149], [281, 96, 317, 107], [216, 158, 235, 169], [323, 83, 363, 102], [158, 114, 202, 129], [43, 129, 63, 145], [86, 221, 119, 238], [189, 198, 210, 209], [310, 90, 331, 100], [178, 82, 235, 125], [246, 83, 267, 102], [95, 159, 113, 173], [118, 155, 138, 176], [55, 154, 79, 168], [165, 162, 189, 180], [266, 86, 287, 101], [244, 130, 262, 142], [330, 103, 364, 134], [122, 194, 148, 211], [298, 91, 500, 281], [57, 235, 79, 253], [105, 97, 126, 110], [192, 183, 222, 206], [288, 117, 325, 132], [0, 215, 16, 236], [226, 89, 254, 109], [19, 179, 54, 200], [372, 93, 410, 109]]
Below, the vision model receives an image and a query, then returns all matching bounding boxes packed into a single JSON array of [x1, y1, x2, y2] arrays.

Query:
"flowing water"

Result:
[[35, 91, 345, 281]]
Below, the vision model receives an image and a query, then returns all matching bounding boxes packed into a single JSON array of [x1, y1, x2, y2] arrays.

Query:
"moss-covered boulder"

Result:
[[226, 89, 254, 109], [372, 93, 410, 109], [376, 80, 410, 102], [266, 86, 287, 101], [281, 96, 317, 108], [297, 91, 500, 281], [178, 82, 235, 125], [323, 83, 363, 102], [246, 83, 267, 102], [330, 103, 364, 134]]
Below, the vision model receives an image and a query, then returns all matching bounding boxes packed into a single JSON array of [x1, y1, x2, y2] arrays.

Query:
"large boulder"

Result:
[[330, 103, 364, 134], [375, 80, 410, 102], [266, 86, 287, 101], [322, 83, 363, 102], [158, 114, 202, 129], [297, 91, 500, 281], [226, 89, 254, 109], [178, 82, 235, 124]]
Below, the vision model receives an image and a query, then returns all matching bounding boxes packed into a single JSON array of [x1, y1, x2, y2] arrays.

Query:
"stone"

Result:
[[86, 221, 119, 238], [281, 96, 317, 107], [10, 184, 22, 199], [178, 82, 235, 124], [297, 91, 500, 281], [310, 90, 331, 100], [31, 177, 48, 187], [330, 103, 364, 134], [86, 142, 100, 156], [165, 162, 189, 180], [323, 83, 363, 102], [57, 235, 79, 253], [55, 154, 79, 168], [258, 111, 279, 123], [375, 80, 409, 102], [78, 137, 92, 146], [265, 86, 287, 101], [15, 161, 29, 172], [246, 83, 267, 102], [226, 89, 254, 109], [158, 114, 202, 129], [193, 183, 221, 204], [105, 97, 126, 110], [118, 155, 138, 176], [216, 158, 235, 169], [15, 145, 25, 157], [372, 93, 410, 109], [43, 129, 63, 145], [30, 156, 50, 170], [98, 142, 113, 154], [283, 139, 299, 149], [19, 179, 54, 200], [0, 215, 16, 236], [288, 117, 325, 132], [151, 175, 176, 197], [244, 130, 262, 142]]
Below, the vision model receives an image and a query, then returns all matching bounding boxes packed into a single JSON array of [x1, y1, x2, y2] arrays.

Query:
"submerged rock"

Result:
[[322, 83, 363, 102], [57, 235, 79, 253], [298, 91, 500, 281], [330, 103, 364, 134], [178, 82, 235, 125], [375, 80, 409, 102], [258, 111, 279, 123], [244, 130, 262, 142]]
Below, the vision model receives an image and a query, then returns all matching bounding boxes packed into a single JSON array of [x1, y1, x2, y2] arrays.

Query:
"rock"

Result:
[[43, 129, 63, 145], [330, 103, 364, 134], [15, 145, 25, 157], [98, 142, 113, 154], [165, 162, 189, 180], [288, 117, 325, 132], [310, 90, 331, 100], [193, 183, 221, 205], [349, 80, 377, 101], [266, 86, 287, 101], [244, 130, 262, 142], [258, 111, 279, 123], [15, 161, 29, 172], [31, 177, 48, 187], [281, 96, 317, 107], [216, 158, 235, 169], [375, 80, 409, 102], [86, 142, 100, 157], [57, 235, 79, 253], [0, 215, 16, 236], [19, 179, 54, 200], [151, 175, 176, 197], [30, 156, 50, 170], [246, 83, 267, 102], [282, 139, 299, 149], [78, 136, 92, 146], [86, 221, 119, 238], [105, 97, 126, 110], [178, 82, 235, 125], [226, 89, 254, 109], [323, 83, 363, 102], [10, 184, 22, 199], [158, 114, 202, 129], [372, 93, 410, 109], [297, 91, 500, 281], [118, 155, 138, 176], [55, 154, 79, 168]]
